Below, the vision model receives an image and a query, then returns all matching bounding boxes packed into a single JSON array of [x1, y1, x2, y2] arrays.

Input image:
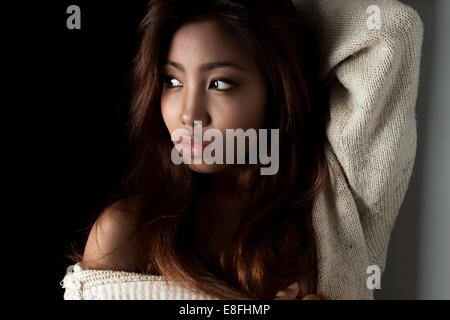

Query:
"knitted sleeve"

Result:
[[294, 0, 424, 272]]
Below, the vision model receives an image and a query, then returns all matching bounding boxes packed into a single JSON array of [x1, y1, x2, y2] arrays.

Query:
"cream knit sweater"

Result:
[[61, 0, 423, 300]]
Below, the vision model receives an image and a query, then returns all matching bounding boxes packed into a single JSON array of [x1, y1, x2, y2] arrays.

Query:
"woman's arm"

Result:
[[294, 0, 424, 272], [81, 199, 143, 271]]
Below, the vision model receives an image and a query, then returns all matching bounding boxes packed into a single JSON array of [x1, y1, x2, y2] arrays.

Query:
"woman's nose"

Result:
[[179, 87, 211, 128]]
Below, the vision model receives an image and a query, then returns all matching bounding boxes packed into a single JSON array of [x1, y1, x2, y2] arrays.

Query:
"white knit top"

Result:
[[61, 0, 424, 300], [61, 263, 219, 300]]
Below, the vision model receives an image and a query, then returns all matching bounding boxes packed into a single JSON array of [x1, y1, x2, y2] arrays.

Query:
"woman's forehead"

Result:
[[166, 19, 256, 72]]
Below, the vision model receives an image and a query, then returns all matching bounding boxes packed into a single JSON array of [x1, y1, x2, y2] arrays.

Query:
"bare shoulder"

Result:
[[80, 197, 144, 271]]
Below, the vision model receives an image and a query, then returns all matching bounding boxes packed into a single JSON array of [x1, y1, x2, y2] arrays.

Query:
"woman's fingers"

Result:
[[302, 294, 331, 300], [274, 282, 300, 300], [302, 294, 321, 300], [274, 282, 331, 300]]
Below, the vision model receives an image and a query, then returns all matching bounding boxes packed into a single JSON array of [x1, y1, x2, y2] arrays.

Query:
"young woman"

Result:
[[61, 0, 423, 300]]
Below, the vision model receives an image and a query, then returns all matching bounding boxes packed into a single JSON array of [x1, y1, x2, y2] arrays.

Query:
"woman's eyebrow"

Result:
[[166, 60, 247, 72]]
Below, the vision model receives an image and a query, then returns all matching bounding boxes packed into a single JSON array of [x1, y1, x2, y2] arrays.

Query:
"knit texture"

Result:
[[61, 0, 423, 300], [61, 264, 219, 300]]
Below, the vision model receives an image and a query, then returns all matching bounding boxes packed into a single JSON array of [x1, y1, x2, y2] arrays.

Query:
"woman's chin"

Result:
[[185, 163, 227, 174]]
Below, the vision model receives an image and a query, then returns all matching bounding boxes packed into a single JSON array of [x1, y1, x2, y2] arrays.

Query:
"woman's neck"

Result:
[[194, 168, 253, 262], [204, 166, 252, 195]]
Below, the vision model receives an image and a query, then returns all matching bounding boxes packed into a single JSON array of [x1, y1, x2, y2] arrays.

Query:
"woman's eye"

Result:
[[164, 76, 236, 91], [165, 76, 183, 88], [209, 79, 236, 91]]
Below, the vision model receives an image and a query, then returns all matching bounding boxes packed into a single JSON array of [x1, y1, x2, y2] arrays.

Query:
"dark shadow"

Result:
[[375, 0, 438, 299], [55, 0, 148, 301]]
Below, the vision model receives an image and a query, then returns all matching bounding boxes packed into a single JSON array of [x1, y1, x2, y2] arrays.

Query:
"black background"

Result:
[[55, 1, 149, 299]]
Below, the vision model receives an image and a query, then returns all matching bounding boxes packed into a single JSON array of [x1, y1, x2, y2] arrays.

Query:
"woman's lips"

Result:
[[177, 135, 210, 157]]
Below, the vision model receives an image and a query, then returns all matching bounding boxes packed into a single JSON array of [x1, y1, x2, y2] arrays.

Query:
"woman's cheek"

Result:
[[211, 92, 265, 130], [161, 94, 180, 133], [230, 83, 267, 128]]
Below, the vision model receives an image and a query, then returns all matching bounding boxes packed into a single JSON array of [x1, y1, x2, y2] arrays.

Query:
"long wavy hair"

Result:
[[69, 0, 330, 300]]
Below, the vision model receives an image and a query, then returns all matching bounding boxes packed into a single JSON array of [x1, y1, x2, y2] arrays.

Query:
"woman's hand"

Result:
[[274, 282, 330, 300]]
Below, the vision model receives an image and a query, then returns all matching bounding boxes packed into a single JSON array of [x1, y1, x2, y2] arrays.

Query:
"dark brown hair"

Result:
[[69, 0, 330, 300]]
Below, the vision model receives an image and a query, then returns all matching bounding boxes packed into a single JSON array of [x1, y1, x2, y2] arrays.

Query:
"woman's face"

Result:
[[161, 19, 268, 174]]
